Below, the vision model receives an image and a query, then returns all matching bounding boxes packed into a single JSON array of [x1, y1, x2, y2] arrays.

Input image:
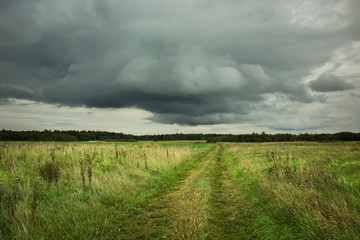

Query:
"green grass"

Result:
[[228, 142, 360, 239], [0, 141, 212, 239], [0, 141, 359, 239]]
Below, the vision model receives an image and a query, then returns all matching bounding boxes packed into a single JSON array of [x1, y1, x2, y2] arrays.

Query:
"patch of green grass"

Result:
[[228, 142, 360, 239], [208, 145, 254, 240]]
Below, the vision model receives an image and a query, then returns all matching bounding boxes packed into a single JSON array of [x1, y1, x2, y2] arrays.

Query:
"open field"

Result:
[[0, 141, 359, 239]]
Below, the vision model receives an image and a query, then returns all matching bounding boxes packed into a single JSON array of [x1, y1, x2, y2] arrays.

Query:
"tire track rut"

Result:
[[208, 144, 245, 240], [164, 145, 218, 239]]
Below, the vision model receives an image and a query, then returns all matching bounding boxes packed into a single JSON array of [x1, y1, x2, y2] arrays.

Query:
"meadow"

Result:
[[0, 141, 359, 239]]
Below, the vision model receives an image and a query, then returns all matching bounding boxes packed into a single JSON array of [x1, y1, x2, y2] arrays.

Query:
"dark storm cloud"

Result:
[[1, 0, 359, 126], [309, 73, 355, 92]]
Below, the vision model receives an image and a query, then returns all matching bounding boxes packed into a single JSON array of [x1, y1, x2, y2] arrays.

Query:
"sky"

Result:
[[0, 0, 360, 135]]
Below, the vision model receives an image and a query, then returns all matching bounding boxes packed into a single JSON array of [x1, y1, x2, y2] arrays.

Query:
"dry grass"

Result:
[[171, 191, 209, 240], [0, 141, 202, 239], [165, 150, 213, 240]]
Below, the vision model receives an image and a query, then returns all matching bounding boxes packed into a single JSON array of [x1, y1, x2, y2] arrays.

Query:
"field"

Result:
[[0, 141, 359, 239]]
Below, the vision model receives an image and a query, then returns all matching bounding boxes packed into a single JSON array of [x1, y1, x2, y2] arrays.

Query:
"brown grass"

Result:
[[165, 150, 213, 240]]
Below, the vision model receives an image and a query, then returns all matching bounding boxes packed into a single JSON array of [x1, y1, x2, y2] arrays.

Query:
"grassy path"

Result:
[[115, 145, 217, 239], [154, 144, 249, 240], [163, 145, 217, 239], [207, 144, 250, 240], [117, 144, 253, 239]]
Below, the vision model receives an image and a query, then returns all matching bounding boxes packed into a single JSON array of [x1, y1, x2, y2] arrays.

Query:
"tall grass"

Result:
[[1, 141, 358, 239], [229, 142, 360, 239], [0, 141, 208, 239]]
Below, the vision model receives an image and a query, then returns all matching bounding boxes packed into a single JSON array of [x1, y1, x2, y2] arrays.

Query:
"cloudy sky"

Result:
[[1, 0, 359, 134]]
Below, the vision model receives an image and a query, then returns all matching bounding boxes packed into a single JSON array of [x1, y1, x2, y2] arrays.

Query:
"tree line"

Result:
[[206, 132, 360, 142], [0, 129, 359, 142]]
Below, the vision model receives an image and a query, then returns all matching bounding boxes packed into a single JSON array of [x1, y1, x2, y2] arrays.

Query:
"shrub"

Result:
[[39, 161, 60, 183]]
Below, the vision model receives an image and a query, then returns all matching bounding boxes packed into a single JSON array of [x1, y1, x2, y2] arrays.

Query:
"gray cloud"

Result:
[[0, 0, 359, 127], [309, 73, 355, 92]]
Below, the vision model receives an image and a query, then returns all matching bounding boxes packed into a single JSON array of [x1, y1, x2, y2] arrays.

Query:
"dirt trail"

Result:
[[120, 144, 247, 239]]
